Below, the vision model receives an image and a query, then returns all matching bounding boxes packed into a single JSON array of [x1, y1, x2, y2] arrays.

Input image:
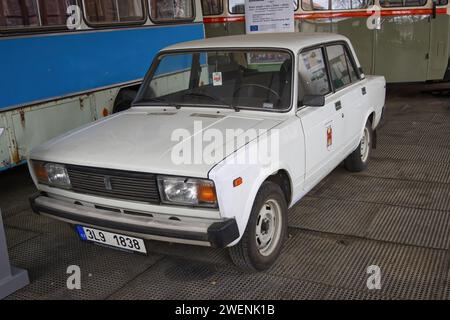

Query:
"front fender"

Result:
[[210, 161, 291, 246], [208, 135, 293, 246]]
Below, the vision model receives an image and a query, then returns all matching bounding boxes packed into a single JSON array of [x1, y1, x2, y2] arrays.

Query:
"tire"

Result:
[[113, 89, 137, 113], [344, 121, 373, 172], [229, 181, 288, 271]]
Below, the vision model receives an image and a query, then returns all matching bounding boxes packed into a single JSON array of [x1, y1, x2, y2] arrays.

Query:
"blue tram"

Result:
[[0, 0, 204, 171]]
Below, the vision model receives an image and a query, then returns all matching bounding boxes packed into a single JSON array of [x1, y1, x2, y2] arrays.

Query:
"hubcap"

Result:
[[255, 199, 282, 256], [360, 127, 370, 162]]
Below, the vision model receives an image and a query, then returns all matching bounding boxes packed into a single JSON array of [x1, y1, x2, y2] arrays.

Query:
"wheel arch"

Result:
[[213, 164, 293, 247], [264, 169, 293, 207], [361, 110, 376, 149], [368, 111, 375, 125]]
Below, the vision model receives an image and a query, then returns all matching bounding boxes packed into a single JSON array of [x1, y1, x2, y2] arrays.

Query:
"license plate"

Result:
[[76, 226, 147, 254]]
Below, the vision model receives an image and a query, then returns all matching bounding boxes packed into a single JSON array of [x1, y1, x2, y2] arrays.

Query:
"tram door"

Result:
[[374, 4, 431, 82], [427, 1, 450, 80]]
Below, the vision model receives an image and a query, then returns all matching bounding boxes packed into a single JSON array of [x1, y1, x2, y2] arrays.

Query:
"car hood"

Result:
[[30, 108, 283, 178]]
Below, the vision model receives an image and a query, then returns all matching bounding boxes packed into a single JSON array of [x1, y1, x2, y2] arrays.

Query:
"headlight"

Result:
[[157, 176, 217, 208], [32, 161, 71, 189]]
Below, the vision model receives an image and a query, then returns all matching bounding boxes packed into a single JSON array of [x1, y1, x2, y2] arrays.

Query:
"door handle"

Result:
[[335, 101, 342, 111], [361, 87, 367, 95]]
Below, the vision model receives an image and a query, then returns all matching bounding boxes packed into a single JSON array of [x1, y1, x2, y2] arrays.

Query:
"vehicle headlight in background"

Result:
[[32, 161, 71, 189], [157, 176, 217, 208]]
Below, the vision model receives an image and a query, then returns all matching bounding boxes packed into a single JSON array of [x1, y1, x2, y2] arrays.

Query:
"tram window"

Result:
[[84, 0, 145, 24], [228, 0, 299, 14], [40, 0, 78, 26], [379, 0, 427, 7], [326, 45, 352, 90], [0, 0, 77, 29], [150, 0, 194, 21], [228, 0, 244, 13], [333, 0, 372, 9], [0, 0, 39, 28], [201, 0, 222, 15], [298, 48, 331, 100], [302, 0, 371, 10]]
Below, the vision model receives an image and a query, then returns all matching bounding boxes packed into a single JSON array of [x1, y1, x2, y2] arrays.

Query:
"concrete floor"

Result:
[[1, 83, 449, 300]]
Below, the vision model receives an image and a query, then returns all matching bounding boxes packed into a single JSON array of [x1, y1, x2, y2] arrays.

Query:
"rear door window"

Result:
[[326, 44, 354, 91]]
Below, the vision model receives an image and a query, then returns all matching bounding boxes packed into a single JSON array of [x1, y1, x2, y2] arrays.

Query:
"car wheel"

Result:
[[344, 121, 373, 172], [229, 181, 287, 271]]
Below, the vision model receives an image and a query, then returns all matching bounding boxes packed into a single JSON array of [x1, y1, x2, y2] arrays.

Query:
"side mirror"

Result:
[[302, 95, 325, 107]]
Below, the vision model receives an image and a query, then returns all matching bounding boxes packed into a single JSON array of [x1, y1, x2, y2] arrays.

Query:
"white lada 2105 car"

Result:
[[29, 33, 386, 271]]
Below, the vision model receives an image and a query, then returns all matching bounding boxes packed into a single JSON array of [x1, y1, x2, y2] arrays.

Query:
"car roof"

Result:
[[162, 32, 350, 53]]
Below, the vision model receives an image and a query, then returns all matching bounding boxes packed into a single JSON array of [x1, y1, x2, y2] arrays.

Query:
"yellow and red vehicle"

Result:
[[201, 0, 450, 83]]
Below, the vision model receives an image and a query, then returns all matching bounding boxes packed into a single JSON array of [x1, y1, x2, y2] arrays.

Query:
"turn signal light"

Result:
[[33, 161, 48, 183], [233, 177, 243, 188], [198, 184, 217, 203]]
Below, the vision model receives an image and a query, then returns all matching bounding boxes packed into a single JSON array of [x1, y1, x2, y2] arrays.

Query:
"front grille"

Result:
[[66, 165, 160, 204]]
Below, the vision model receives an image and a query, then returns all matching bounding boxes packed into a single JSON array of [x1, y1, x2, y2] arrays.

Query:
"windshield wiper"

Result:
[[182, 92, 230, 107], [182, 92, 243, 112], [133, 98, 178, 108]]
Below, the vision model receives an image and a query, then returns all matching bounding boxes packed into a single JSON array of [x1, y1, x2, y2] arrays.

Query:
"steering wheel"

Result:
[[233, 84, 281, 101]]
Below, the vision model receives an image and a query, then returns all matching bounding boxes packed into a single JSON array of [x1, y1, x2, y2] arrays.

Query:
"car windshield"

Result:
[[135, 49, 293, 111]]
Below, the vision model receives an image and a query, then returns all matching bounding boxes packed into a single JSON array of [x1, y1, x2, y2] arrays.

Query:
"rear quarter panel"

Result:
[[364, 75, 386, 129]]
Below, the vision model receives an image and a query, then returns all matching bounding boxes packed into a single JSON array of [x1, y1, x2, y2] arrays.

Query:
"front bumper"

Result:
[[29, 192, 239, 248]]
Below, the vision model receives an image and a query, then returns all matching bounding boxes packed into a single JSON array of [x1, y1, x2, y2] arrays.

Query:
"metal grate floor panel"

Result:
[[269, 229, 449, 300], [289, 196, 382, 237], [371, 144, 450, 163], [309, 174, 450, 211], [109, 257, 331, 300], [4, 210, 75, 236], [361, 158, 450, 184], [3, 226, 40, 250], [366, 206, 450, 250], [6, 232, 163, 300]]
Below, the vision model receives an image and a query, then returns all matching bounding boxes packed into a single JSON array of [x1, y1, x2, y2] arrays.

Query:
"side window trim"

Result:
[[320, 45, 334, 94], [343, 46, 359, 82], [321, 43, 337, 94], [343, 50, 356, 82]]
